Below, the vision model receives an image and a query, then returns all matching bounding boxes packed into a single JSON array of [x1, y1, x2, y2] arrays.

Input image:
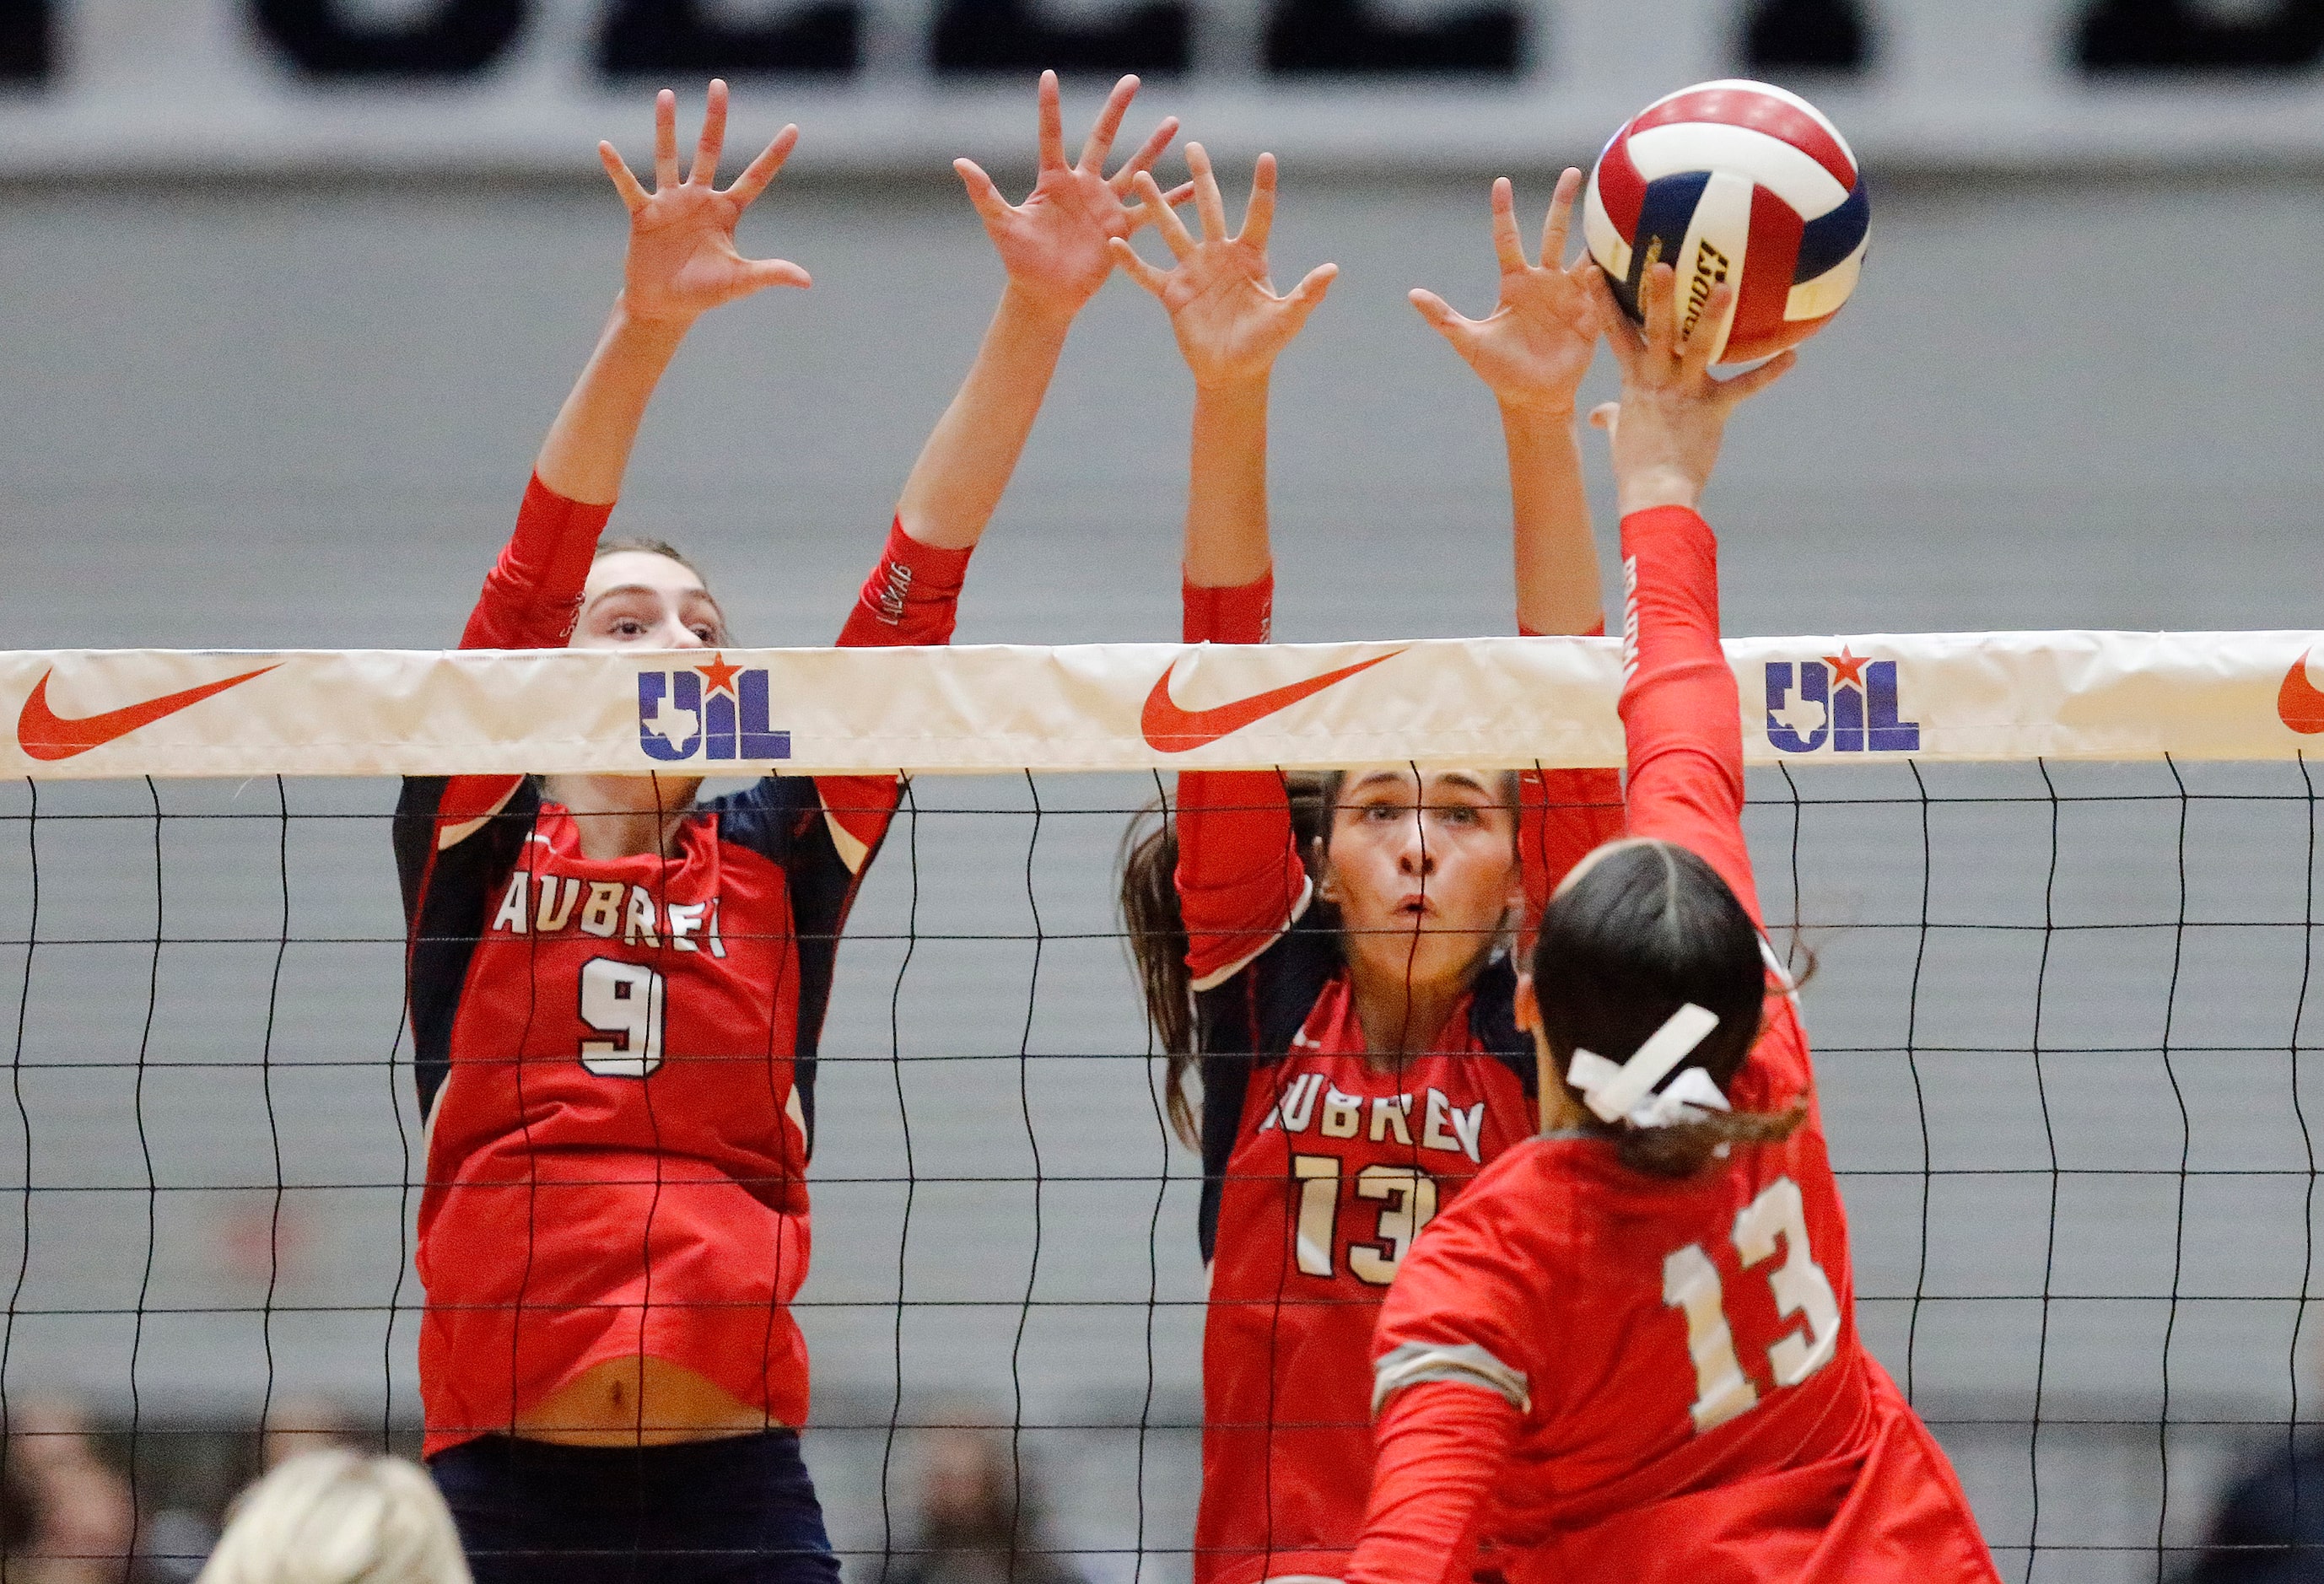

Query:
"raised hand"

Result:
[[953, 71, 1189, 321], [1111, 145, 1338, 390], [1585, 262, 1796, 515], [598, 80, 811, 326], [1411, 170, 1599, 414]]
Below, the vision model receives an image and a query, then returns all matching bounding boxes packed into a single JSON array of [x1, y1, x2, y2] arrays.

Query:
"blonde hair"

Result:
[[197, 1450, 470, 1584]]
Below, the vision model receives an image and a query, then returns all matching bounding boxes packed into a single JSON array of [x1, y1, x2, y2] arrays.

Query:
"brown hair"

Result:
[[1119, 768, 1523, 1150], [590, 537, 729, 642], [1530, 839, 1807, 1178]]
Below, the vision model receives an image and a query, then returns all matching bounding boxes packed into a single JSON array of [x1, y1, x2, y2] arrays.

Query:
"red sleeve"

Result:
[[1173, 574, 1311, 989], [813, 520, 976, 872], [1345, 1384, 1519, 1584], [1512, 619, 1624, 938], [1617, 505, 1760, 924], [433, 475, 613, 842], [459, 474, 612, 652], [835, 519, 973, 650]]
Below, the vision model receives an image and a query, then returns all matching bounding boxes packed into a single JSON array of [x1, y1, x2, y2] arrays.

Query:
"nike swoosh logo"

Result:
[[1141, 649, 1404, 752], [2283, 649, 2324, 735], [17, 665, 280, 762]]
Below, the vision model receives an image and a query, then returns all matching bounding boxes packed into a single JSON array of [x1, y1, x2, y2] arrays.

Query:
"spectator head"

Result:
[[197, 1450, 468, 1584]]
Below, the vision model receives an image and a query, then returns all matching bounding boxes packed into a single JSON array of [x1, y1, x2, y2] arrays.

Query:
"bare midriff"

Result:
[[513, 1355, 774, 1447]]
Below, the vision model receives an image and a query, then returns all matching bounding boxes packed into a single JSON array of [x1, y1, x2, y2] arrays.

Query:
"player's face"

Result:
[[572, 551, 726, 650], [1323, 766, 1523, 992]]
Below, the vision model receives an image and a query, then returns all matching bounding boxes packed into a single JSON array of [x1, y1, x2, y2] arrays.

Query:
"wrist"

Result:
[[1615, 466, 1705, 516], [996, 280, 1081, 336], [1191, 369, 1273, 402], [609, 293, 698, 343], [1496, 393, 1579, 424]]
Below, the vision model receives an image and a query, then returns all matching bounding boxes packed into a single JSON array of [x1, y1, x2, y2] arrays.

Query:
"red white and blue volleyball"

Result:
[[1585, 80, 1870, 364]]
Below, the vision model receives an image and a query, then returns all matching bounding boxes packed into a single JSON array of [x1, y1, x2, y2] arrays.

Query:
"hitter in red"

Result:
[[393, 75, 1185, 1582], [1345, 263, 2001, 1584], [1112, 158, 1625, 1584]]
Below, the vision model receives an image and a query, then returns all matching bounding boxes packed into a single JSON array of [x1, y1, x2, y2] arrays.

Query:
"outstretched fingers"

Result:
[[1108, 236, 1172, 297], [1035, 70, 1066, 172], [1078, 73, 1139, 174], [1238, 153, 1278, 251], [742, 256, 813, 292], [1124, 179, 1196, 234], [654, 89, 680, 191], [953, 158, 1015, 227], [1639, 261, 1679, 367], [1285, 261, 1338, 317], [725, 123, 798, 208], [1409, 287, 1476, 346], [1112, 114, 1180, 188], [1186, 142, 1228, 244], [1677, 279, 1729, 382], [1541, 166, 1582, 269], [1716, 347, 1796, 404], [1490, 177, 1529, 275], [1136, 169, 1199, 259], [1585, 269, 1646, 372], [600, 142, 650, 213], [689, 78, 728, 186]]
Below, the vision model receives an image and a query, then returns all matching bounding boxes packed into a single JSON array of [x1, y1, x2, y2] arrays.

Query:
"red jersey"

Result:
[[1174, 574, 1624, 1584], [1348, 506, 1998, 1584], [392, 476, 970, 1456]]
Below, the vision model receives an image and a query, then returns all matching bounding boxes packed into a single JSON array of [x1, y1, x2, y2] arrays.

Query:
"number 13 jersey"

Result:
[[1201, 975, 1537, 1584]]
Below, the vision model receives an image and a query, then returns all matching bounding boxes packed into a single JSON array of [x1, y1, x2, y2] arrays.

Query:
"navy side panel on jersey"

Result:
[[702, 776, 860, 1152], [394, 776, 542, 1120]]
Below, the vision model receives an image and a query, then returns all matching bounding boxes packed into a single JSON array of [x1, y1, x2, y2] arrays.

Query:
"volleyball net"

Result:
[[2, 631, 2321, 1583]]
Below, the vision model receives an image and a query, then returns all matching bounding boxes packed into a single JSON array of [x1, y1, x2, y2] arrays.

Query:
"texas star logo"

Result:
[[1764, 647, 1921, 755], [637, 654, 790, 763]]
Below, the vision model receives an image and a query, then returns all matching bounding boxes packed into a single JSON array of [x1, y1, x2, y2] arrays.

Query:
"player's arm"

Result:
[[1113, 145, 1337, 984], [1586, 264, 1795, 922], [1411, 170, 1625, 913], [1349, 1182, 1537, 1584], [869, 72, 1184, 566], [472, 81, 805, 653]]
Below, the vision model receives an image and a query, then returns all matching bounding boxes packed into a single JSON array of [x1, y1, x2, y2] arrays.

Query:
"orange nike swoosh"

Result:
[[1141, 649, 1404, 752], [2283, 649, 2324, 735], [16, 665, 280, 762]]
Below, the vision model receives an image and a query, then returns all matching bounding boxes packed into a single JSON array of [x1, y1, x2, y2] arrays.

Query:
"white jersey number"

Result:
[[1291, 1156, 1441, 1285], [578, 956, 665, 1078], [1660, 1175, 1841, 1433]]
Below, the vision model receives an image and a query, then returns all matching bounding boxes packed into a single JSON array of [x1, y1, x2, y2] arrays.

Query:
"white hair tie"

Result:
[[1566, 1003, 1730, 1130]]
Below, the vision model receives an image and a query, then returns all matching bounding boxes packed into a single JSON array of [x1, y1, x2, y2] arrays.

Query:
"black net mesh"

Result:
[[0, 758, 2316, 1583]]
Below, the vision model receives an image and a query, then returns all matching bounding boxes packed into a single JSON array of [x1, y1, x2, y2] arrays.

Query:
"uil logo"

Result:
[[1765, 648, 1920, 755], [637, 655, 790, 763]]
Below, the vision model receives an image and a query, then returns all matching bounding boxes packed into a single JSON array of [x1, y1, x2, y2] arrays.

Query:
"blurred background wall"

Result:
[[0, 2, 2321, 1581]]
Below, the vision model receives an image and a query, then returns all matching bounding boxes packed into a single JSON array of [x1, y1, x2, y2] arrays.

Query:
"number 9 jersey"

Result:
[[393, 474, 970, 1459]]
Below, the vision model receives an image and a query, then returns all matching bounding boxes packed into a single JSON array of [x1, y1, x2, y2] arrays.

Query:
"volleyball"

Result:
[[1584, 79, 1870, 364]]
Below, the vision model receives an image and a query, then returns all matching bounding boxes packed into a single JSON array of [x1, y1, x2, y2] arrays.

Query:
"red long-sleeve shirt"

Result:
[[394, 478, 969, 1454], [1347, 506, 1998, 1584]]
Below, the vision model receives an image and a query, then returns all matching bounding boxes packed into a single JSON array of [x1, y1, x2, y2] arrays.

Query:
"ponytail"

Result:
[[1119, 805, 1200, 1150]]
